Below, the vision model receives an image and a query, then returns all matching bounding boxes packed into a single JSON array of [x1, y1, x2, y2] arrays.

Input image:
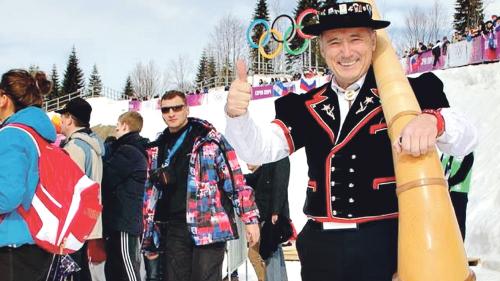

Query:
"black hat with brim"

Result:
[[302, 2, 390, 36], [55, 97, 92, 126]]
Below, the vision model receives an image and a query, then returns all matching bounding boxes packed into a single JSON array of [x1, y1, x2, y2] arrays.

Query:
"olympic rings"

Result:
[[296, 8, 318, 40], [271, 14, 296, 43], [247, 19, 271, 49], [284, 25, 310, 56], [246, 9, 319, 57], [258, 29, 283, 60]]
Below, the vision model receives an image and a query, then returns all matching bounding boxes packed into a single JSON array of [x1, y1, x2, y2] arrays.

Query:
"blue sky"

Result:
[[0, 0, 498, 90]]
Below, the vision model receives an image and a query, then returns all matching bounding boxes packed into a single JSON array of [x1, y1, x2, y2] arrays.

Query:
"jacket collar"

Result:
[[335, 68, 382, 145]]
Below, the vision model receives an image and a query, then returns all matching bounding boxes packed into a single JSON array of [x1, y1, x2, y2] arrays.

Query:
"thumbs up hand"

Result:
[[226, 59, 252, 117]]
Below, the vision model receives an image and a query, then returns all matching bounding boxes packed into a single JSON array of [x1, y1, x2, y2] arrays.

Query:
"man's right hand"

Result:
[[226, 60, 252, 117], [245, 223, 260, 247], [150, 166, 175, 187]]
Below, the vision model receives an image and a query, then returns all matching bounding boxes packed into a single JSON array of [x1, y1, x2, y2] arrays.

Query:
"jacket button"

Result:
[[332, 210, 337, 215], [349, 168, 354, 173], [349, 198, 355, 203], [349, 183, 354, 188], [331, 196, 336, 201], [348, 214, 353, 218], [331, 166, 336, 172], [351, 154, 357, 159], [331, 181, 335, 187]]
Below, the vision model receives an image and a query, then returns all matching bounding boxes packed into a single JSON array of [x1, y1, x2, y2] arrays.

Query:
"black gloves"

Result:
[[149, 166, 176, 188]]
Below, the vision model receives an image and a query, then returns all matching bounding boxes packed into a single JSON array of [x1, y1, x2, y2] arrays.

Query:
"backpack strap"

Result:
[[1, 123, 45, 157], [69, 131, 103, 178], [0, 123, 44, 223], [73, 138, 94, 178]]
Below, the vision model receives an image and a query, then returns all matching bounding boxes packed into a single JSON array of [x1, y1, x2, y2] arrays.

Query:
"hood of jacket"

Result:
[[113, 131, 149, 158], [188, 117, 221, 148], [68, 128, 104, 157], [3, 106, 56, 142]]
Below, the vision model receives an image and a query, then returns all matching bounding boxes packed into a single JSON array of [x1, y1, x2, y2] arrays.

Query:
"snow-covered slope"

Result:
[[433, 64, 500, 269]]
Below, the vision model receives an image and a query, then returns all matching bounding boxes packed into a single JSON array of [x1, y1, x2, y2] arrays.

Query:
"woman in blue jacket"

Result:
[[0, 69, 56, 281]]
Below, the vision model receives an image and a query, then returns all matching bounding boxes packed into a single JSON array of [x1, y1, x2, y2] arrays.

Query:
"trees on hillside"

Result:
[[209, 14, 246, 83], [250, 0, 272, 72], [195, 50, 209, 85], [49, 64, 61, 100], [206, 55, 217, 83], [131, 61, 164, 99], [88, 64, 103, 96], [454, 0, 484, 34], [122, 76, 135, 98], [195, 49, 218, 87], [62, 47, 85, 95], [167, 54, 192, 92], [404, 0, 450, 49], [287, 0, 325, 70]]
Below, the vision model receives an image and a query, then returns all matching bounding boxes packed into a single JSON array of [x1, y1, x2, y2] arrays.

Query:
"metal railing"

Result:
[[43, 86, 127, 112], [43, 64, 328, 112], [189, 64, 328, 93], [190, 76, 235, 93]]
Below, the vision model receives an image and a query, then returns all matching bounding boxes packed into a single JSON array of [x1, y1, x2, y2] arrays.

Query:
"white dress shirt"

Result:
[[225, 78, 477, 165]]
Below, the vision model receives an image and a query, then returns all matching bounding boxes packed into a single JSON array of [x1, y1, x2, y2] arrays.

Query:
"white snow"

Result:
[[84, 62, 500, 280]]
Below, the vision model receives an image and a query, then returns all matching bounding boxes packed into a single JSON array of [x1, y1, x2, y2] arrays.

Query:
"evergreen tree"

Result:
[[195, 50, 209, 85], [250, 0, 272, 73], [453, 0, 484, 34], [206, 55, 217, 84], [122, 75, 135, 98], [62, 46, 85, 95], [88, 64, 103, 96], [287, 0, 327, 71], [49, 64, 61, 100]]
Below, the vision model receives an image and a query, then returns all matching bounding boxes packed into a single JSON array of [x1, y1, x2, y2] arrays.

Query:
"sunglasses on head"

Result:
[[161, 104, 185, 113]]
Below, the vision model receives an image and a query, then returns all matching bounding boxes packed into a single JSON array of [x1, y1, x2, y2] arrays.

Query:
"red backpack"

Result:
[[0, 124, 102, 254]]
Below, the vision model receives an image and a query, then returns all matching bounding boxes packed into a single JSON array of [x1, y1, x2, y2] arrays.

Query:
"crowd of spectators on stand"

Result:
[[402, 37, 452, 59], [401, 14, 499, 60], [257, 77, 290, 86], [183, 67, 333, 95], [452, 15, 499, 43]]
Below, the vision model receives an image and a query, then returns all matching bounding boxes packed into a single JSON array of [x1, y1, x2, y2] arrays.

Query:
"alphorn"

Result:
[[364, 1, 475, 280]]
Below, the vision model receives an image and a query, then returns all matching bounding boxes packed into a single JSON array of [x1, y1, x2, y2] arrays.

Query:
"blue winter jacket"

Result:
[[0, 106, 56, 247]]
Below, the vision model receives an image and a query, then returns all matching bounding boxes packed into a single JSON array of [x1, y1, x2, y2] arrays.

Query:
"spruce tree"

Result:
[[470, 0, 484, 29], [453, 0, 468, 33], [453, 0, 484, 34], [250, 0, 272, 72], [88, 64, 103, 96], [288, 0, 326, 70], [49, 64, 61, 100], [206, 55, 217, 86], [122, 76, 134, 98], [195, 50, 208, 85], [62, 46, 85, 95]]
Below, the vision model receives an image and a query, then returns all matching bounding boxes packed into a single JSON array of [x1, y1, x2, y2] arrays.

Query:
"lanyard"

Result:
[[163, 126, 190, 167]]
